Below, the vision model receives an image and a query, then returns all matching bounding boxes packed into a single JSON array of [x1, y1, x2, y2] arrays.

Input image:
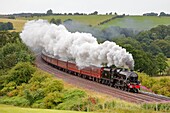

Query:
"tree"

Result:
[[122, 44, 158, 76], [93, 11, 98, 15], [150, 25, 170, 40], [154, 40, 170, 57], [155, 53, 169, 75], [0, 22, 14, 31], [6, 62, 36, 85], [46, 9, 53, 15], [56, 19, 62, 25], [109, 12, 112, 15], [89, 11, 98, 15], [50, 18, 62, 25], [50, 18, 56, 24], [7, 22, 13, 30], [135, 31, 152, 44], [159, 12, 166, 16]]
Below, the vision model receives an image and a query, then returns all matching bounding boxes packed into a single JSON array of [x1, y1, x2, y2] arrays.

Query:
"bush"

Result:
[[0, 96, 30, 107], [44, 79, 64, 94], [0, 81, 17, 96], [43, 91, 63, 109], [56, 89, 87, 111], [31, 99, 45, 108], [6, 62, 36, 85]]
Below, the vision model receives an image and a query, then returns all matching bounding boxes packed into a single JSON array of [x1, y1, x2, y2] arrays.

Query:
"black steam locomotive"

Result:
[[42, 51, 141, 93]]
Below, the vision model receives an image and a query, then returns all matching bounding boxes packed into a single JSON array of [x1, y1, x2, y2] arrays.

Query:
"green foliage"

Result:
[[57, 89, 87, 111], [50, 18, 62, 25], [0, 31, 21, 48], [155, 53, 169, 74], [0, 96, 30, 107], [0, 81, 17, 96], [135, 25, 170, 58], [6, 62, 36, 85], [138, 73, 156, 88], [24, 89, 45, 106], [138, 73, 170, 97], [0, 22, 13, 31], [44, 79, 64, 94], [43, 91, 63, 109], [154, 39, 170, 57], [0, 31, 35, 70]]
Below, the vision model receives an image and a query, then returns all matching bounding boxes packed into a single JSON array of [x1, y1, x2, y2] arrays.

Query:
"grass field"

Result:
[[1, 15, 170, 32], [18, 15, 113, 26], [0, 104, 162, 113], [99, 16, 170, 30], [0, 104, 91, 113], [0, 15, 112, 32]]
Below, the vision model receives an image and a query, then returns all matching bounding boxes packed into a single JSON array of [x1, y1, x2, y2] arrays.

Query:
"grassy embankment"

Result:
[[0, 104, 90, 113], [99, 16, 170, 30]]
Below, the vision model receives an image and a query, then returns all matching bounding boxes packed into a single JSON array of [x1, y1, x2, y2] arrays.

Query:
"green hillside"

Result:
[[1, 15, 170, 32], [18, 15, 113, 26], [99, 16, 170, 30]]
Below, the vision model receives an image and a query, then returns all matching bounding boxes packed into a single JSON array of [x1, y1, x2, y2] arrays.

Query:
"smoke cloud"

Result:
[[20, 19, 134, 69]]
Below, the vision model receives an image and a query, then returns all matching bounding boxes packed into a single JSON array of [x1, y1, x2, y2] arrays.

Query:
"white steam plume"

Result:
[[20, 20, 134, 69]]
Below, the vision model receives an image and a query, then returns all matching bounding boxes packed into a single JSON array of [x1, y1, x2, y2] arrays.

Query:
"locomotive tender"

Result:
[[41, 51, 140, 93]]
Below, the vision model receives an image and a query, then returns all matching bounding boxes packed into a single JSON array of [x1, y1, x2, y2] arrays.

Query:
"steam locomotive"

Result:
[[41, 51, 140, 93]]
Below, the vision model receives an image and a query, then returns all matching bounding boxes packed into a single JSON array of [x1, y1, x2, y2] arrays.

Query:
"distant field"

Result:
[[1, 15, 170, 32], [18, 15, 113, 26], [99, 16, 170, 30], [0, 104, 91, 113], [0, 18, 27, 32]]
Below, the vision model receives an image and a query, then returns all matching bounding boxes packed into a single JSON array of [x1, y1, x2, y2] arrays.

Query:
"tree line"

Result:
[[143, 12, 170, 16], [2, 9, 118, 19]]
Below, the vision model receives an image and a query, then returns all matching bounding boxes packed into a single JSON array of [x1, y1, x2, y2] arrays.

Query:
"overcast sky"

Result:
[[0, 0, 170, 15]]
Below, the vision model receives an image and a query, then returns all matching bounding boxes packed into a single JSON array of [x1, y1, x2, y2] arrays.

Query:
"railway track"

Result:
[[36, 55, 170, 104]]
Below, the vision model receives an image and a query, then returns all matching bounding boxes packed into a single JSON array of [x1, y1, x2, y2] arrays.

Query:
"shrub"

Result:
[[0, 96, 30, 107], [31, 99, 45, 108], [6, 62, 36, 85], [0, 81, 17, 96], [44, 79, 64, 94], [56, 89, 87, 111], [43, 91, 63, 109]]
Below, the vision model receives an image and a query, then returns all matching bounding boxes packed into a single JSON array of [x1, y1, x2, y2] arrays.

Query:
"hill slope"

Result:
[[1, 15, 170, 32], [99, 16, 170, 30]]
